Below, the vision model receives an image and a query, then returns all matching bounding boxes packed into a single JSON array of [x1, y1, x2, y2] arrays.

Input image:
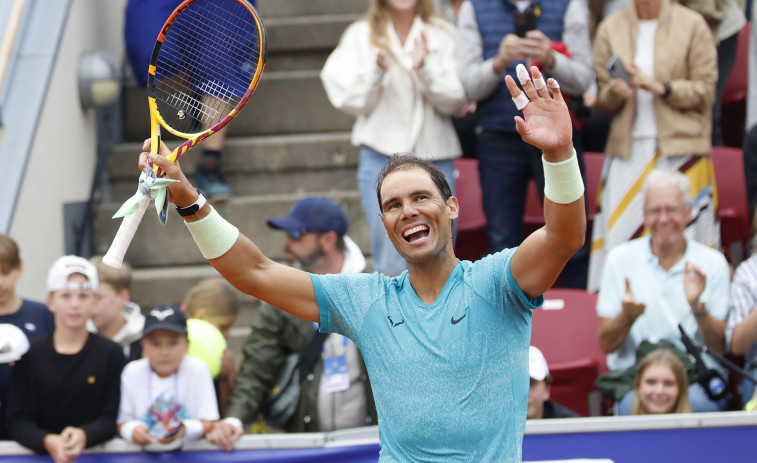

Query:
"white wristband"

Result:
[[543, 150, 584, 204], [183, 419, 205, 441], [185, 206, 239, 259]]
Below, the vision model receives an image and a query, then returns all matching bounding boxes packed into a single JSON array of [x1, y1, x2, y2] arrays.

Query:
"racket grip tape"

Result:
[[102, 196, 150, 269]]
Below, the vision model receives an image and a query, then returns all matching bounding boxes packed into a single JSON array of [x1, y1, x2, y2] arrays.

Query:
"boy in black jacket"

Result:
[[6, 256, 125, 463]]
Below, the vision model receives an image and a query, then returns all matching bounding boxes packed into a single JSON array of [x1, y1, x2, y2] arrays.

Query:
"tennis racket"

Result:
[[103, 0, 267, 269]]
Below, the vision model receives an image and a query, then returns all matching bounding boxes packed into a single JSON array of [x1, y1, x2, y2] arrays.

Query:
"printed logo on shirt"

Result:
[[387, 316, 405, 328], [24, 322, 36, 332], [88, 376, 96, 384], [451, 307, 469, 325]]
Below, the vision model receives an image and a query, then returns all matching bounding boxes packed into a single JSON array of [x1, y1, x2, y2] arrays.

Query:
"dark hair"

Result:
[[0, 234, 21, 274], [375, 153, 452, 212]]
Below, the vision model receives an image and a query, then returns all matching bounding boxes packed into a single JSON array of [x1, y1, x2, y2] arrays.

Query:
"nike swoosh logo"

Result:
[[451, 307, 469, 325]]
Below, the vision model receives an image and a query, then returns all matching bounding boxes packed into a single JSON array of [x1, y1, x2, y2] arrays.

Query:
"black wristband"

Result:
[[176, 188, 207, 217]]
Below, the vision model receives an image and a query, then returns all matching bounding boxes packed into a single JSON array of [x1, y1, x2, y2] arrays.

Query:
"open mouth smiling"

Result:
[[403, 224, 429, 242]]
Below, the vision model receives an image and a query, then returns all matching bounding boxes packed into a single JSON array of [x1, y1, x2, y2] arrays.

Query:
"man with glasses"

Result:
[[595, 168, 730, 414], [206, 197, 376, 447]]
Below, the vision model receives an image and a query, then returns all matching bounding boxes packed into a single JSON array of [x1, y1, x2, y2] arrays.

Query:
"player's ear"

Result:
[[446, 196, 459, 221]]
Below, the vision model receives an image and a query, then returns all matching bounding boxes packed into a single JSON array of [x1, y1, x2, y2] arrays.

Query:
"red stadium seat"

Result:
[[532, 288, 607, 416], [711, 146, 751, 265], [523, 151, 605, 237], [454, 158, 489, 261]]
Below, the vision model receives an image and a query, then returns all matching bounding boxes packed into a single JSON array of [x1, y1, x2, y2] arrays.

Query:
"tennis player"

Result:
[[140, 65, 585, 461]]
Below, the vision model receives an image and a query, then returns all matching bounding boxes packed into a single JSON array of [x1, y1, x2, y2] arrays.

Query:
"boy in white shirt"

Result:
[[117, 304, 218, 451]]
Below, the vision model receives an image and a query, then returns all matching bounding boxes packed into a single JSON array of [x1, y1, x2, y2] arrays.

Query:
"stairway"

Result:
[[92, 0, 370, 360]]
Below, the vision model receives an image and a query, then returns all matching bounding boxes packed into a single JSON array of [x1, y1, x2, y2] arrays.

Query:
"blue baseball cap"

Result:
[[267, 197, 348, 236]]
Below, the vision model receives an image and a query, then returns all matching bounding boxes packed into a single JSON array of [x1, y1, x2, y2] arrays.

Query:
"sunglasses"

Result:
[[285, 228, 325, 241]]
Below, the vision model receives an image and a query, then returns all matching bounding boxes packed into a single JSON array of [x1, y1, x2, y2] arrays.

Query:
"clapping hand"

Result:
[[621, 276, 646, 320], [683, 261, 707, 307]]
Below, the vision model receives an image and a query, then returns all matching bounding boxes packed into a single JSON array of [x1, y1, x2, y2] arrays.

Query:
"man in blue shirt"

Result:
[[137, 65, 586, 461]]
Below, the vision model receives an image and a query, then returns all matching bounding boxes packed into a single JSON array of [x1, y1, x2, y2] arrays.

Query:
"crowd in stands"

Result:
[[2, 0, 757, 459]]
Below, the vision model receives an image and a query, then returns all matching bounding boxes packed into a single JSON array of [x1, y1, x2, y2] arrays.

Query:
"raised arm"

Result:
[[506, 65, 586, 298], [140, 142, 320, 323]]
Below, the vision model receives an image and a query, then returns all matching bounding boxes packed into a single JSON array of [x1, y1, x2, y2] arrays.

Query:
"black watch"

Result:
[[662, 82, 671, 99], [176, 188, 207, 217]]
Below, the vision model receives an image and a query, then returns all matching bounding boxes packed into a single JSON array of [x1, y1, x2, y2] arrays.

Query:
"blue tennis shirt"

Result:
[[312, 249, 542, 462]]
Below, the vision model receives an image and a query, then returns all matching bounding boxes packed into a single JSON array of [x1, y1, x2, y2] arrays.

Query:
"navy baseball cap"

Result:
[[267, 197, 348, 236], [143, 304, 188, 338]]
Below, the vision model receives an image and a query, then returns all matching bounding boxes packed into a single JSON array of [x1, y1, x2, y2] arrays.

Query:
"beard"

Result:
[[285, 245, 326, 272]]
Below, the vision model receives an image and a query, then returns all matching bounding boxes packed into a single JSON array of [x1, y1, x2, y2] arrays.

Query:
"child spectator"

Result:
[[5, 255, 125, 462], [182, 277, 240, 416], [527, 346, 581, 419], [117, 304, 219, 452], [88, 255, 144, 362], [631, 349, 692, 415], [0, 234, 55, 440]]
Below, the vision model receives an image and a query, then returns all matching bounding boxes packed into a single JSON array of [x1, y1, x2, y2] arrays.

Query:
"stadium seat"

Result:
[[531, 288, 607, 416], [454, 158, 489, 261], [711, 146, 751, 265], [523, 151, 605, 237]]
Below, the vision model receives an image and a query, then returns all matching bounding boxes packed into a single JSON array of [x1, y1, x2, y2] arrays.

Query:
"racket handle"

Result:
[[102, 195, 150, 269]]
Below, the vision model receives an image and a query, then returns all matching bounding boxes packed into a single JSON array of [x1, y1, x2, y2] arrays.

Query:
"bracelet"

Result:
[[185, 206, 239, 259], [543, 149, 584, 204]]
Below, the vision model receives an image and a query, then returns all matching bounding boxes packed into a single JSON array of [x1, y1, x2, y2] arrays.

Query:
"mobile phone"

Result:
[[606, 54, 630, 84], [515, 10, 537, 38]]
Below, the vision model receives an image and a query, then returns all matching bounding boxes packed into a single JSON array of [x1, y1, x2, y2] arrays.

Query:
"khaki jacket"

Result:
[[594, 0, 718, 159]]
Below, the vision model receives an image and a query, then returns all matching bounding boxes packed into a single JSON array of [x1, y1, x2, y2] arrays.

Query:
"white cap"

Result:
[[529, 346, 550, 381], [0, 324, 30, 363], [46, 255, 99, 292]]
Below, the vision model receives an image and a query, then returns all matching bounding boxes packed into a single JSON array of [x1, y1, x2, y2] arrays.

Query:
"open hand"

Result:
[[683, 261, 707, 307], [505, 64, 572, 158]]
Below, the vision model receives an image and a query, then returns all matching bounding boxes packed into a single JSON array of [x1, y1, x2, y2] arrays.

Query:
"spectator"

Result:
[[631, 348, 692, 415], [455, 0, 594, 288], [320, 0, 467, 276], [527, 346, 580, 419], [88, 255, 144, 362], [596, 168, 730, 414], [139, 63, 586, 461], [182, 277, 240, 416], [725, 213, 757, 408], [587, 0, 719, 291], [207, 197, 376, 449], [0, 234, 54, 440], [117, 304, 219, 452], [5, 256, 124, 462]]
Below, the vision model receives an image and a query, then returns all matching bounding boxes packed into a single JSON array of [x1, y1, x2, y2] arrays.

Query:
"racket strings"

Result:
[[153, 0, 263, 134]]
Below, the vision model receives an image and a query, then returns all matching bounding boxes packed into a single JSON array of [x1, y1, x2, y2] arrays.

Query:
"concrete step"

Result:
[[122, 71, 355, 142], [92, 190, 369, 267], [108, 133, 357, 178], [257, 0, 368, 17]]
